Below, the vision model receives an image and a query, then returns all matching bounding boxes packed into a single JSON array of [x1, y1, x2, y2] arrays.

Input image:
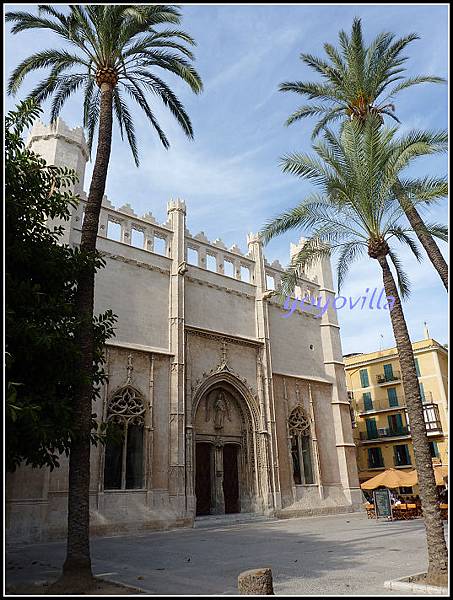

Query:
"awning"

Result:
[[360, 468, 415, 490], [404, 465, 448, 486], [360, 466, 448, 490]]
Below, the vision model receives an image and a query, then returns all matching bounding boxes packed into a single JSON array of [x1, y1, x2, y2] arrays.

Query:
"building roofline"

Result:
[[344, 338, 447, 368]]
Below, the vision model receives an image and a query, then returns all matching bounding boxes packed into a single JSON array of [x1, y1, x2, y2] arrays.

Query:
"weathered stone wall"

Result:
[[5, 120, 361, 544]]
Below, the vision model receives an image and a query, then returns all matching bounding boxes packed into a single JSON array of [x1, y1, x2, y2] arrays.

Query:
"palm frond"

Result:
[[336, 242, 366, 291], [279, 18, 445, 132], [423, 223, 448, 243], [387, 227, 423, 262], [123, 81, 170, 150], [7, 4, 203, 167], [129, 69, 194, 138], [387, 75, 446, 98], [387, 249, 411, 298], [112, 87, 139, 165]]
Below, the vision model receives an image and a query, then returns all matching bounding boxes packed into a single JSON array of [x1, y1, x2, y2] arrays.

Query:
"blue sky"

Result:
[[5, 4, 448, 354]]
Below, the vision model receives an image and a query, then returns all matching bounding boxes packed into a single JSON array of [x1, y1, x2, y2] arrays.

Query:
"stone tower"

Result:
[[26, 118, 89, 244], [290, 237, 361, 505]]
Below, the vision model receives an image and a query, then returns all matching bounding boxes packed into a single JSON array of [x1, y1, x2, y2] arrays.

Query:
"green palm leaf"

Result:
[[7, 5, 203, 160]]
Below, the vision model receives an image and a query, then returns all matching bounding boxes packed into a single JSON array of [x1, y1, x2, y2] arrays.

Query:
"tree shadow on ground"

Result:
[[6, 514, 443, 595]]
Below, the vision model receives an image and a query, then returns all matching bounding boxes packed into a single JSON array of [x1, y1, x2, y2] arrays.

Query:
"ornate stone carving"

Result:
[[107, 385, 145, 426], [229, 244, 244, 255], [194, 231, 210, 243], [205, 390, 231, 430], [126, 353, 133, 384], [178, 261, 188, 275], [213, 238, 227, 249], [142, 211, 157, 224], [119, 203, 137, 216], [262, 289, 276, 301], [186, 327, 262, 348], [288, 405, 311, 435]]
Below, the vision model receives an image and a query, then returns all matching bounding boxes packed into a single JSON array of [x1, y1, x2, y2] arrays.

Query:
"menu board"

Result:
[[374, 489, 392, 518]]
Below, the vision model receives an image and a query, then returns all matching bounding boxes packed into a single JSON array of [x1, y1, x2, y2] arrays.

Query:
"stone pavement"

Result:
[[6, 512, 447, 595]]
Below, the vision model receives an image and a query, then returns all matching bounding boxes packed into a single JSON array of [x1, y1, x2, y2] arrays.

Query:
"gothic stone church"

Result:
[[6, 120, 361, 542]]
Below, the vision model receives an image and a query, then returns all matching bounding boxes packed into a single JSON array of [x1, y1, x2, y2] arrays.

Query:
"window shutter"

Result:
[[363, 392, 373, 411], [404, 445, 411, 464], [360, 369, 370, 388], [383, 364, 394, 381], [366, 418, 378, 439], [387, 387, 398, 407]]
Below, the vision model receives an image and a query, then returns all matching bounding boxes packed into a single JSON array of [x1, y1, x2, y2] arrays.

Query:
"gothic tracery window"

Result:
[[288, 405, 315, 485], [104, 386, 145, 490]]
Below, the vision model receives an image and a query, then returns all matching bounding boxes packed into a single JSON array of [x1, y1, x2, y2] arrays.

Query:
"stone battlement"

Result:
[[28, 117, 320, 292], [27, 118, 89, 160]]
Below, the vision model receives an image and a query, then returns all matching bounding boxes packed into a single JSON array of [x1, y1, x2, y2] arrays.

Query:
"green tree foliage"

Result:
[[5, 99, 116, 472], [281, 17, 445, 137]]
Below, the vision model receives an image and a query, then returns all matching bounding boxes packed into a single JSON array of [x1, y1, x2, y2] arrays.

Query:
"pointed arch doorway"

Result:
[[193, 381, 256, 516]]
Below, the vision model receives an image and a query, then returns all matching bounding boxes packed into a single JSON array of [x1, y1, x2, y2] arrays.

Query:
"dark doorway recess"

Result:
[[196, 442, 212, 515], [223, 444, 239, 514]]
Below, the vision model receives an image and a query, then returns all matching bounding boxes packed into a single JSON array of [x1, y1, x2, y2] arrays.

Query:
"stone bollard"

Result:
[[238, 568, 274, 595]]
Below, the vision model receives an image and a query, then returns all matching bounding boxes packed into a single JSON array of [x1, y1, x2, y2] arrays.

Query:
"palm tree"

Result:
[[6, 5, 202, 585], [280, 18, 448, 289], [261, 117, 447, 580]]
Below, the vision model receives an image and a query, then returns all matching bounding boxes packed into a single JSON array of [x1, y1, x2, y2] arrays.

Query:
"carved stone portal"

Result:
[[205, 390, 231, 430], [195, 386, 254, 515]]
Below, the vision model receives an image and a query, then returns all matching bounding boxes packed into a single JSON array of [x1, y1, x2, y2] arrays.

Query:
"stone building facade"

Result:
[[6, 120, 361, 542]]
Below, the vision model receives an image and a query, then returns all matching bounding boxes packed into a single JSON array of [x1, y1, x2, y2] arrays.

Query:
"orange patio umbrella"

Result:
[[403, 466, 448, 487], [360, 468, 415, 490]]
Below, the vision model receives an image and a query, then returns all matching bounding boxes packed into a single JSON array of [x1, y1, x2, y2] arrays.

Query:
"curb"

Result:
[[384, 571, 448, 595], [96, 576, 151, 594]]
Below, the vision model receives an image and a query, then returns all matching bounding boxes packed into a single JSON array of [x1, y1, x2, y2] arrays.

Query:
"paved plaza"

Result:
[[6, 512, 447, 595]]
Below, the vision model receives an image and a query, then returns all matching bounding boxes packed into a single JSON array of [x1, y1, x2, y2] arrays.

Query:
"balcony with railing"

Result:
[[359, 426, 411, 442], [367, 460, 385, 469], [376, 370, 401, 385], [358, 397, 404, 416], [423, 403, 443, 434]]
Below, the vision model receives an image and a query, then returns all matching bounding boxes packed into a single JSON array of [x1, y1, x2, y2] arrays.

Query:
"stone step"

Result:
[[194, 512, 276, 529]]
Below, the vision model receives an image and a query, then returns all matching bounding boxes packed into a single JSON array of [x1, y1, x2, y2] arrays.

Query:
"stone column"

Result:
[[167, 199, 187, 515], [247, 233, 282, 512], [216, 254, 224, 274], [294, 237, 361, 505], [234, 260, 242, 280], [308, 383, 324, 499], [121, 220, 131, 245], [185, 333, 196, 517], [145, 229, 154, 252], [96, 348, 111, 513], [197, 246, 207, 269], [283, 377, 297, 502], [145, 354, 155, 503], [212, 443, 225, 514]]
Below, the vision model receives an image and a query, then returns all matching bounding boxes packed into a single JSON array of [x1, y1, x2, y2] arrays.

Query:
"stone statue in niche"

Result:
[[206, 390, 231, 430]]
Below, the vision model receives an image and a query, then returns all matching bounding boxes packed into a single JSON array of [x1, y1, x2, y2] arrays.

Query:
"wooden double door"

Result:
[[195, 442, 240, 516]]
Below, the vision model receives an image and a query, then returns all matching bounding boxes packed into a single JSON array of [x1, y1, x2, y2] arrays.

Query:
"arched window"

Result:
[[288, 406, 315, 485], [104, 386, 145, 490]]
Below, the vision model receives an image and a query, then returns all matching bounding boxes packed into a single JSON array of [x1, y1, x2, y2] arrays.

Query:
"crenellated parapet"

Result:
[[26, 118, 89, 161], [28, 118, 319, 294], [72, 193, 320, 296], [167, 198, 187, 214]]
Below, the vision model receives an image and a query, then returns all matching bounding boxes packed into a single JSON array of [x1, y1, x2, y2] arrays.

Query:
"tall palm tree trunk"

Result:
[[393, 181, 448, 290], [377, 253, 448, 578], [62, 82, 113, 581]]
